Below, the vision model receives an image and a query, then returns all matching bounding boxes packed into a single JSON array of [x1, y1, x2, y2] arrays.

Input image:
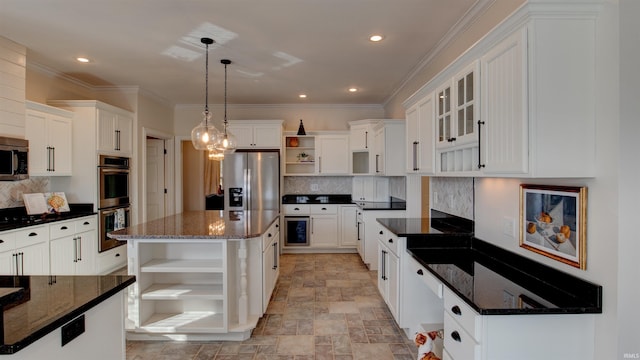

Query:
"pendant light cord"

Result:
[[204, 41, 209, 122], [221, 59, 231, 134]]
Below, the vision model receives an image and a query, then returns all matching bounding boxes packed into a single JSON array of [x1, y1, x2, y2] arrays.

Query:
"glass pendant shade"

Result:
[[215, 125, 237, 153], [191, 111, 221, 151]]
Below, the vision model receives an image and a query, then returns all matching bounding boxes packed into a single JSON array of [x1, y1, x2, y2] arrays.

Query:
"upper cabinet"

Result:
[[97, 108, 133, 155], [405, 93, 435, 174], [403, 4, 599, 178], [227, 120, 283, 149], [25, 101, 74, 176], [283, 132, 349, 176], [350, 119, 404, 175]]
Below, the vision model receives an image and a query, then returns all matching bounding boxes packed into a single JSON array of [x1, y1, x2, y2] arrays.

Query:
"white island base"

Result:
[[125, 236, 270, 341]]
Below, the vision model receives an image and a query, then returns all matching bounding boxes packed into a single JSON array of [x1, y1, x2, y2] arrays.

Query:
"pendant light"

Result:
[[191, 37, 222, 151], [215, 59, 237, 153]]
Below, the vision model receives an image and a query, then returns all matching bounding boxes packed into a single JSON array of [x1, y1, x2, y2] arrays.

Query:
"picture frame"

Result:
[[519, 184, 587, 269]]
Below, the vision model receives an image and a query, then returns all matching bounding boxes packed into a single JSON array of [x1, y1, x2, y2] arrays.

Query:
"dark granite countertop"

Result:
[[1, 274, 136, 354], [282, 194, 352, 204], [354, 197, 406, 211], [108, 210, 280, 240], [377, 210, 474, 236], [406, 237, 602, 315], [0, 204, 96, 232]]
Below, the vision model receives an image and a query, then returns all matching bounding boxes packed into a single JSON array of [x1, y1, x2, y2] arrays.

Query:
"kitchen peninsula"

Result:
[[108, 210, 280, 341]]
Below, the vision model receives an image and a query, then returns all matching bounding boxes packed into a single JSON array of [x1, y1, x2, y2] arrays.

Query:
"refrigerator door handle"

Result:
[[245, 168, 250, 210]]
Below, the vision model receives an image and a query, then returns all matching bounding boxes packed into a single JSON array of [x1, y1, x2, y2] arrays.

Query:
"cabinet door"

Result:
[[350, 125, 372, 150], [47, 115, 73, 175], [377, 242, 387, 295], [481, 28, 527, 174], [373, 128, 384, 174], [0, 251, 16, 275], [317, 135, 349, 174], [253, 125, 281, 148], [340, 206, 358, 247], [262, 238, 275, 312], [97, 109, 117, 152], [310, 215, 338, 247], [405, 103, 420, 173], [227, 124, 254, 148], [387, 252, 399, 320], [352, 177, 375, 201], [50, 236, 76, 275], [417, 94, 436, 173], [76, 229, 97, 274], [115, 114, 133, 154], [452, 61, 480, 147], [19, 242, 49, 275], [436, 81, 453, 149], [25, 111, 49, 175]]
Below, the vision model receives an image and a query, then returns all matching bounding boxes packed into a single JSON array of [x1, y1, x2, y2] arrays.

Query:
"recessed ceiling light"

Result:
[[369, 35, 384, 42], [76, 57, 90, 63], [299, 94, 307, 99], [348, 87, 358, 93]]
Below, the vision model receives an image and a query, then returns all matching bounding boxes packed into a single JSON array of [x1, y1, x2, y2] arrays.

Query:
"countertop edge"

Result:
[[0, 276, 136, 355]]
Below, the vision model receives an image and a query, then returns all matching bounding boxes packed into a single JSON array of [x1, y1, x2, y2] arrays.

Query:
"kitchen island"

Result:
[[1, 274, 135, 359], [108, 210, 280, 341]]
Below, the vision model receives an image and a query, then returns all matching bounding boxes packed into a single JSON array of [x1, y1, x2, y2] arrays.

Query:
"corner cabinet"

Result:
[[227, 120, 283, 149], [25, 101, 74, 176]]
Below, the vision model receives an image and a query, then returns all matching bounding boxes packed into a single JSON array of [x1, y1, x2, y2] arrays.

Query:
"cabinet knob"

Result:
[[28, 232, 38, 237], [268, 233, 272, 237], [0, 239, 4, 244], [83, 221, 90, 225], [451, 305, 462, 316], [321, 207, 327, 211], [388, 238, 393, 243], [275, 224, 279, 228], [379, 230, 383, 235], [61, 226, 68, 230], [451, 331, 462, 342], [294, 207, 300, 211], [417, 269, 423, 275], [115, 253, 121, 257]]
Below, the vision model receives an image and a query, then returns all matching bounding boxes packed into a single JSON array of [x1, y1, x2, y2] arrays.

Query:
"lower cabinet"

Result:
[[359, 210, 405, 270], [262, 220, 280, 312], [0, 225, 49, 275], [49, 216, 97, 275], [339, 205, 358, 247], [377, 238, 399, 321]]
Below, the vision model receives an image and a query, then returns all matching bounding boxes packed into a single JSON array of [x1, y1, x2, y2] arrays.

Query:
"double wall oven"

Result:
[[98, 155, 130, 252]]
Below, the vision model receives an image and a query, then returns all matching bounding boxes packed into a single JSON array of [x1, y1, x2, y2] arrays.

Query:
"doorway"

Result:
[[142, 128, 174, 223]]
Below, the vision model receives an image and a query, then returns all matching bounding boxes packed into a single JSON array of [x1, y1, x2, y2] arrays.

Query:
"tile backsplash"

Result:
[[284, 176, 352, 195], [431, 177, 474, 220], [0, 178, 49, 209]]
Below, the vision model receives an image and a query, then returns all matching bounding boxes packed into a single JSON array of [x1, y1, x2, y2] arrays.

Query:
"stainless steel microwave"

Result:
[[0, 136, 28, 181]]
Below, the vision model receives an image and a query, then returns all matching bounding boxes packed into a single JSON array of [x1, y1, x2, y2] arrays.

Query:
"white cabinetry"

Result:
[[352, 176, 389, 202], [372, 120, 405, 176], [49, 216, 97, 275], [436, 61, 480, 174], [349, 120, 376, 174], [25, 101, 73, 176], [262, 219, 280, 312], [283, 132, 349, 175], [97, 107, 133, 155], [358, 210, 405, 270], [227, 120, 283, 149], [0, 225, 49, 275], [480, 20, 596, 177], [405, 93, 435, 174], [339, 205, 358, 248], [310, 205, 338, 248], [377, 226, 399, 320], [316, 134, 349, 174]]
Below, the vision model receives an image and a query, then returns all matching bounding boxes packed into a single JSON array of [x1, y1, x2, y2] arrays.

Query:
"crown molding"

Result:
[[174, 103, 383, 110]]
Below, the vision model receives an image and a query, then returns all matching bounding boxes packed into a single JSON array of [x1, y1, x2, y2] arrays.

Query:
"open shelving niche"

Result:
[[284, 134, 316, 175]]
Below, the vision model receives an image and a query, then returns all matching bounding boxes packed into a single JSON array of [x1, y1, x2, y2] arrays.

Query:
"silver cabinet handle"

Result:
[[73, 237, 78, 262]]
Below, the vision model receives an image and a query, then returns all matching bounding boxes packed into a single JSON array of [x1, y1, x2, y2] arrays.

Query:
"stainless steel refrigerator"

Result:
[[223, 151, 280, 211]]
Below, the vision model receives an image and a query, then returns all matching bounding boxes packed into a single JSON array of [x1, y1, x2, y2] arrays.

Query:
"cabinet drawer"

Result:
[[408, 255, 443, 298], [444, 312, 480, 360], [377, 226, 399, 255], [262, 220, 280, 251], [97, 246, 127, 274], [443, 287, 481, 341], [75, 216, 97, 232], [49, 219, 76, 239], [283, 204, 310, 215], [309, 204, 337, 215], [14, 225, 48, 247], [0, 231, 16, 252]]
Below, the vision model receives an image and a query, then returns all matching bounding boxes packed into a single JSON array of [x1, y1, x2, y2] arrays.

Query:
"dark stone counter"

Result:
[[0, 204, 96, 232], [0, 275, 135, 354]]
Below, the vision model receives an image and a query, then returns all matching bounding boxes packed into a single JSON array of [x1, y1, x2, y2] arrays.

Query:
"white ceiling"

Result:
[[0, 0, 483, 106]]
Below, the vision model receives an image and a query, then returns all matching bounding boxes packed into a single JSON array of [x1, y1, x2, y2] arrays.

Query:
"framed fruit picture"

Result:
[[519, 184, 587, 269]]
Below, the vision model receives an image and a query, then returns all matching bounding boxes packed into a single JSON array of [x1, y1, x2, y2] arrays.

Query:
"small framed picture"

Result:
[[518, 294, 544, 309], [519, 184, 587, 269]]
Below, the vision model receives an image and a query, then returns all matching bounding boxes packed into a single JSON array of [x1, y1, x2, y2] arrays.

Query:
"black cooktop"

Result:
[[0, 204, 95, 232]]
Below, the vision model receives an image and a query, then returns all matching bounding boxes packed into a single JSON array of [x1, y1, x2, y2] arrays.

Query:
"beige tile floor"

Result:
[[126, 253, 419, 360]]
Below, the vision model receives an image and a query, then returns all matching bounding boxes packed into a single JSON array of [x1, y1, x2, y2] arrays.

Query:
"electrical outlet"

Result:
[[448, 194, 455, 208], [433, 191, 438, 204], [502, 217, 515, 237], [310, 183, 319, 191]]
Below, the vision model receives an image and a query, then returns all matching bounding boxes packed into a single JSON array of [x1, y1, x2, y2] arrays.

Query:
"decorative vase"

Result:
[[297, 119, 306, 135], [289, 137, 299, 147]]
